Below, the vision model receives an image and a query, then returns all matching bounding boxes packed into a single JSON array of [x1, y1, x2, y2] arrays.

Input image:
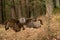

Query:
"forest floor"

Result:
[[0, 13, 60, 40]]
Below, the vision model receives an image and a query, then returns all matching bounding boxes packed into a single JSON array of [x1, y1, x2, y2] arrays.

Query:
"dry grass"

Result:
[[0, 14, 60, 40]]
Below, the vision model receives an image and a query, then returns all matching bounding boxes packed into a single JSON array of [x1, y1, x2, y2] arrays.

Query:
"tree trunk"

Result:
[[11, 0, 18, 19], [45, 0, 54, 38], [56, 0, 60, 8], [11, 8, 16, 19], [45, 0, 53, 16], [20, 0, 26, 17], [29, 0, 33, 18], [17, 0, 22, 18], [0, 0, 2, 24], [5, 0, 12, 20], [0, 0, 5, 24], [25, 0, 30, 18]]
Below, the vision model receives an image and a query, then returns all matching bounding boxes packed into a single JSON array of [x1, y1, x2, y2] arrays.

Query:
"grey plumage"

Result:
[[26, 18, 43, 28]]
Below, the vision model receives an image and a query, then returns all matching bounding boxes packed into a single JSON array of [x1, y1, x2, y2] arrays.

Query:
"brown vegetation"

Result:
[[0, 14, 60, 40]]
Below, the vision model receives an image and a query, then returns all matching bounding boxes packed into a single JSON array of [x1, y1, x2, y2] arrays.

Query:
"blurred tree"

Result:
[[10, 0, 16, 19], [0, 0, 2, 24], [0, 0, 6, 24], [21, 0, 27, 17], [31, 0, 46, 18], [53, 0, 56, 8], [11, 0, 18, 19], [5, 0, 12, 20], [26, 0, 32, 18], [17, 0, 22, 18], [24, 0, 46, 18], [55, 0, 60, 8], [25, 0, 29, 18], [29, 0, 34, 18], [45, 0, 54, 38], [45, 0, 53, 16]]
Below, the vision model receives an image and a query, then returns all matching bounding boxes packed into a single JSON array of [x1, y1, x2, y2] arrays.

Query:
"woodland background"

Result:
[[0, 0, 60, 24]]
